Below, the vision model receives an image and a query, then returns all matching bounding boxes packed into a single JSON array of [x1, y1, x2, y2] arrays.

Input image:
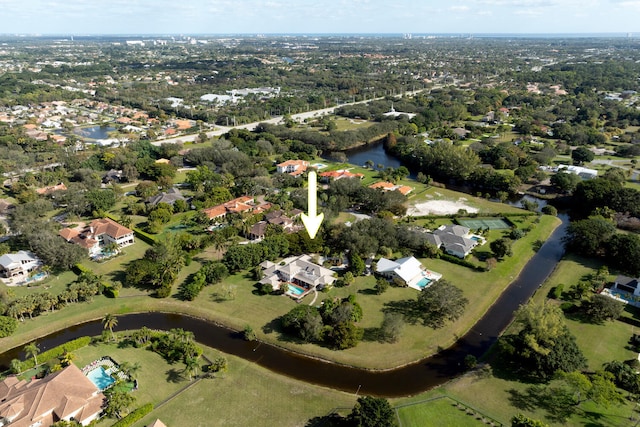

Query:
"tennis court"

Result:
[[457, 218, 511, 230]]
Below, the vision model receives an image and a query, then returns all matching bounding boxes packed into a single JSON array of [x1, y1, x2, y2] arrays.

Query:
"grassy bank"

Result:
[[0, 215, 561, 371]]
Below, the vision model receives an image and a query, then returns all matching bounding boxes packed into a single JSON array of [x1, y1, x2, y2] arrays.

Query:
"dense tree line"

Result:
[[281, 294, 364, 349]]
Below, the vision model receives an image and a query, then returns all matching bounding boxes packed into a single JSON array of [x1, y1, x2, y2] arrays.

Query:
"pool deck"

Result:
[[1, 271, 48, 287]]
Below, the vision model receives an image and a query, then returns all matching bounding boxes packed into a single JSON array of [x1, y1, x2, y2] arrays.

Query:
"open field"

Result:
[[407, 187, 526, 216]]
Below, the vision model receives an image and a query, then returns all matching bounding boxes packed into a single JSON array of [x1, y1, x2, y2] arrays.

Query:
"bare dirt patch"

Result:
[[407, 199, 479, 216]]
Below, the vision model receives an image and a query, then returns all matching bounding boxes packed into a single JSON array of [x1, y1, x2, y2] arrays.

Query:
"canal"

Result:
[[0, 215, 567, 397]]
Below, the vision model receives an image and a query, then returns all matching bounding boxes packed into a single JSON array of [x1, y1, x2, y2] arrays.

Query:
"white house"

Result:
[[556, 164, 598, 180], [376, 256, 442, 290], [259, 255, 336, 291], [0, 251, 41, 278], [276, 160, 309, 176]]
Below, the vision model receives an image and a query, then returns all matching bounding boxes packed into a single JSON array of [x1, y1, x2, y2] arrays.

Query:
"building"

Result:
[[613, 275, 640, 296], [202, 196, 270, 221], [276, 160, 309, 177], [319, 170, 364, 182], [147, 188, 187, 207], [0, 251, 41, 279], [0, 364, 106, 427], [376, 256, 441, 290], [259, 255, 336, 291], [248, 210, 303, 240], [36, 183, 67, 195], [59, 218, 134, 256], [368, 181, 413, 196], [425, 225, 479, 259], [556, 164, 598, 180]]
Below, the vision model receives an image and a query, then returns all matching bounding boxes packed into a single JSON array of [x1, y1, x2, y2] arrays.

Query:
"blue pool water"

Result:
[[25, 272, 46, 283], [287, 285, 305, 296], [416, 278, 431, 289], [87, 366, 115, 391], [471, 236, 482, 241]]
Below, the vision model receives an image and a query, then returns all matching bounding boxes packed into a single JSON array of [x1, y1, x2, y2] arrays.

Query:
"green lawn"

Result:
[[73, 342, 188, 417], [0, 214, 561, 371], [396, 397, 493, 427]]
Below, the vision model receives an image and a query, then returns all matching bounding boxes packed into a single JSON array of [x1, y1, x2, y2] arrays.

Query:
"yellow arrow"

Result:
[[301, 170, 324, 239]]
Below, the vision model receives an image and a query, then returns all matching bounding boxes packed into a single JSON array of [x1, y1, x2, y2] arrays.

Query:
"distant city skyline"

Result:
[[0, 0, 638, 36]]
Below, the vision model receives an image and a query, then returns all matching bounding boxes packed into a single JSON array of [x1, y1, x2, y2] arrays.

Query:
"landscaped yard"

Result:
[[68, 340, 358, 427], [395, 396, 496, 427]]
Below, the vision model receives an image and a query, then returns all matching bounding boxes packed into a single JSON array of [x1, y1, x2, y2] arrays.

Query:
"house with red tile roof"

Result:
[[319, 170, 364, 182], [368, 181, 413, 195], [276, 160, 309, 176], [203, 196, 270, 221], [36, 182, 67, 195], [59, 218, 134, 256], [0, 364, 106, 427]]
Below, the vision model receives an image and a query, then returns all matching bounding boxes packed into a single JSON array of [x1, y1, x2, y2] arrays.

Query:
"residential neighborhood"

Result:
[[0, 28, 638, 427]]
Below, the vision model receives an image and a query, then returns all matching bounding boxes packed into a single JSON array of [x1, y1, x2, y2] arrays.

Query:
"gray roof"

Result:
[[147, 188, 186, 206], [0, 251, 38, 269]]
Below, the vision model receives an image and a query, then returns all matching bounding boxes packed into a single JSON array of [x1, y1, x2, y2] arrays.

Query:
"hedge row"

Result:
[[133, 228, 156, 245], [19, 336, 91, 371], [439, 253, 485, 272], [104, 213, 156, 245], [110, 403, 154, 427]]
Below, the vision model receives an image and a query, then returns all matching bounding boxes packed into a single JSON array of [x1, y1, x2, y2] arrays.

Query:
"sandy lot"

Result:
[[407, 199, 479, 216]]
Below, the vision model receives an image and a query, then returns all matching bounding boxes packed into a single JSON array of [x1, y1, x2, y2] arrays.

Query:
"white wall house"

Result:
[[0, 251, 41, 278]]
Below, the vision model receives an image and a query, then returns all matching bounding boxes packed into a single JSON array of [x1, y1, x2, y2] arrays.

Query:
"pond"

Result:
[[325, 142, 409, 174], [73, 125, 116, 140], [0, 214, 568, 398]]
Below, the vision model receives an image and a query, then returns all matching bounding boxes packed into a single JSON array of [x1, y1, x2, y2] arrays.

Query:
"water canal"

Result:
[[0, 215, 567, 397]]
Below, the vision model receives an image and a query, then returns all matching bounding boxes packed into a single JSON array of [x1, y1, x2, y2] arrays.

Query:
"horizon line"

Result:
[[0, 32, 636, 37]]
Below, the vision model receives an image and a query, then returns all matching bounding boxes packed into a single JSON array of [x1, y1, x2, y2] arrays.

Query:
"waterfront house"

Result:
[[259, 255, 336, 291], [376, 256, 442, 290], [0, 364, 106, 427], [425, 225, 479, 259]]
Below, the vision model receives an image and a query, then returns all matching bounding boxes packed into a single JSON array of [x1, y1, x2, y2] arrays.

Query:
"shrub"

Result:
[[541, 205, 558, 216], [551, 284, 564, 299], [18, 336, 91, 371], [110, 403, 154, 427], [0, 316, 17, 338]]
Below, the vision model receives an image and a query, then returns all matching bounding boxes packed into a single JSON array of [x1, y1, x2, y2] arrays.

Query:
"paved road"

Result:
[[151, 89, 431, 146]]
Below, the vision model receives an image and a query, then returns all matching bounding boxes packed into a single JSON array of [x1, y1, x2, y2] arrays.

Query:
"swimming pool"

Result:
[[416, 278, 431, 289], [87, 366, 115, 391], [286, 285, 306, 296], [25, 272, 46, 283]]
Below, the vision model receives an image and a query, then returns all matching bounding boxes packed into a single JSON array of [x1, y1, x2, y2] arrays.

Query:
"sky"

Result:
[[0, 0, 638, 35]]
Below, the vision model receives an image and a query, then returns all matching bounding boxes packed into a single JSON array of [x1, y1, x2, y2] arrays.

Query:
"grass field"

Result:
[[396, 396, 495, 427]]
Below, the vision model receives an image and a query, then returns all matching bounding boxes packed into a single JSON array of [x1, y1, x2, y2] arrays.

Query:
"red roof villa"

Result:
[[59, 218, 134, 257], [0, 364, 106, 427]]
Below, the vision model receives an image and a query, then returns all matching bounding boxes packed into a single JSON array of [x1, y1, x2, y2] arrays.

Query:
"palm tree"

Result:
[[24, 342, 40, 366], [184, 356, 199, 380], [60, 351, 75, 367], [119, 361, 141, 380], [102, 313, 118, 342]]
